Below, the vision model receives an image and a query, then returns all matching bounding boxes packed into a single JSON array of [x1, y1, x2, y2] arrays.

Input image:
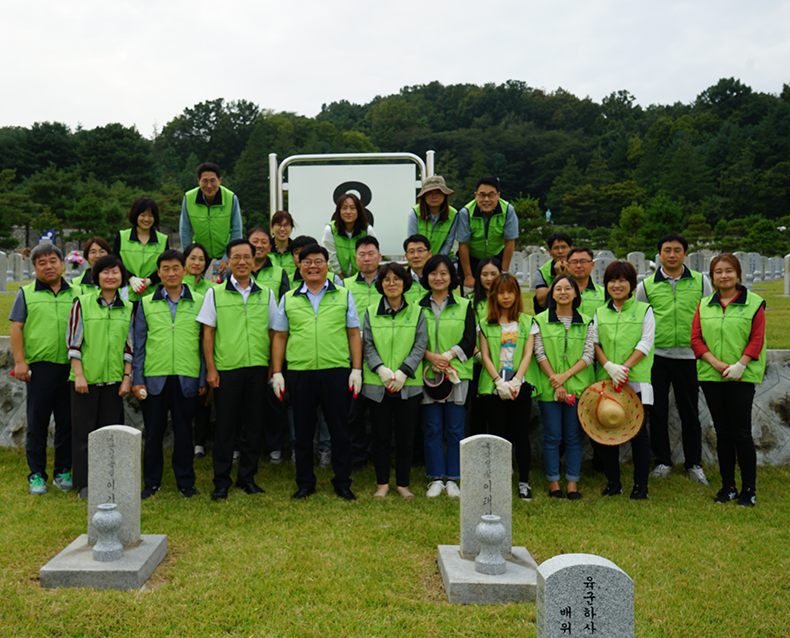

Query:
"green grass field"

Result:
[[0, 447, 788, 637]]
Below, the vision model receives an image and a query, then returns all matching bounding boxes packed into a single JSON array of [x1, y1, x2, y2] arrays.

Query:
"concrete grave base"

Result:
[[40, 534, 167, 591], [437, 544, 538, 604]]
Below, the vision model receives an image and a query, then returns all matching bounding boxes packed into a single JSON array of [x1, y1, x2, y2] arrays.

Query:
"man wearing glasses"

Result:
[[403, 234, 431, 303], [271, 244, 363, 502], [567, 247, 605, 318], [457, 176, 519, 293], [197, 239, 278, 501]]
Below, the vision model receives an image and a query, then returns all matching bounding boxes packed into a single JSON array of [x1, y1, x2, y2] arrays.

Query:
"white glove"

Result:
[[390, 370, 407, 393], [509, 377, 523, 398], [144, 278, 152, 288], [474, 350, 483, 364], [445, 365, 460, 384], [349, 369, 362, 397], [272, 372, 285, 401], [129, 276, 146, 293], [495, 378, 515, 400], [604, 361, 629, 385], [722, 361, 746, 380], [376, 366, 395, 387]]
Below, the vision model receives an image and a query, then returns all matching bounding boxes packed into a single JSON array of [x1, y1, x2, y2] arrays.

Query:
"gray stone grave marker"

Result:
[[626, 251, 645, 275], [594, 250, 615, 261], [24, 257, 32, 280], [592, 257, 613, 286], [785, 254, 790, 296], [686, 252, 705, 273], [537, 553, 634, 638], [40, 425, 166, 590], [0, 251, 6, 292], [750, 252, 762, 284], [762, 256, 772, 281], [733, 252, 750, 288], [528, 253, 550, 291], [437, 434, 537, 604], [11, 253, 24, 284]]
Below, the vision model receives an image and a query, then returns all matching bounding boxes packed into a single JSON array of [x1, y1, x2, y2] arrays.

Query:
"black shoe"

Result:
[[211, 487, 229, 501], [141, 486, 160, 500], [713, 486, 738, 504], [179, 486, 199, 498], [630, 485, 649, 500], [291, 487, 316, 500], [335, 487, 357, 502], [567, 491, 583, 501], [237, 482, 265, 495], [77, 487, 89, 500], [601, 481, 622, 496], [549, 489, 565, 499], [737, 486, 756, 507]]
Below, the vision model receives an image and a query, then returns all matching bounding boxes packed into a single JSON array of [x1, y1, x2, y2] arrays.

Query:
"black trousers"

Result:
[[212, 366, 266, 490], [481, 392, 532, 484], [289, 368, 352, 491], [649, 356, 702, 468], [600, 424, 651, 487], [142, 376, 197, 490], [468, 364, 487, 437], [262, 383, 285, 454], [348, 395, 370, 466], [701, 381, 757, 490], [369, 394, 420, 487], [25, 362, 72, 480], [193, 392, 213, 448], [71, 384, 123, 488]]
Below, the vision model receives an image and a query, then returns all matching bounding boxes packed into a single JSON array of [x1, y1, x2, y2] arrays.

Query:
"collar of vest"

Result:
[[196, 188, 224, 207], [353, 272, 377, 285], [129, 227, 161, 243], [152, 284, 194, 302], [580, 277, 597, 292], [375, 296, 408, 317], [294, 278, 337, 298], [548, 308, 584, 324], [35, 277, 71, 293], [707, 287, 748, 307], [471, 200, 506, 218], [92, 291, 126, 308], [605, 295, 638, 312], [330, 220, 364, 238], [654, 264, 693, 283], [418, 291, 459, 309], [253, 258, 273, 276], [223, 276, 262, 295]]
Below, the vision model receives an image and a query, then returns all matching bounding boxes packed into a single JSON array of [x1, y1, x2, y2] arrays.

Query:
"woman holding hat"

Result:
[[362, 262, 427, 500], [322, 193, 377, 279], [407, 176, 458, 256], [691, 253, 766, 507], [478, 273, 539, 500], [591, 261, 654, 500], [419, 254, 476, 498], [534, 275, 595, 500]]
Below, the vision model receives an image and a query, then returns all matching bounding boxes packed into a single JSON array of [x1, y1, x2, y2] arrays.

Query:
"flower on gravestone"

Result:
[[65, 251, 84, 270]]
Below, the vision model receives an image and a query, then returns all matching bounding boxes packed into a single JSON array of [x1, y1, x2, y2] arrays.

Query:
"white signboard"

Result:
[[287, 164, 418, 257]]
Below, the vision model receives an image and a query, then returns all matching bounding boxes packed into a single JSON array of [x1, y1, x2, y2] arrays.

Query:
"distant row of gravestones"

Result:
[[508, 250, 789, 294], [0, 247, 90, 292]]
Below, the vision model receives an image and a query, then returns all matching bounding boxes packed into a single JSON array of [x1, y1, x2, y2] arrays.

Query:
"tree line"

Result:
[[1, 79, 789, 256]]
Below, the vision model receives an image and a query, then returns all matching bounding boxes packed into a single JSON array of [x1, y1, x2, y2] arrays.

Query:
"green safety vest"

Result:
[[141, 287, 203, 378], [253, 260, 286, 303], [118, 228, 168, 302], [21, 280, 78, 365], [594, 297, 654, 383], [539, 260, 556, 287], [76, 269, 97, 294], [289, 273, 304, 291], [212, 279, 271, 370], [534, 309, 595, 402], [413, 205, 458, 255], [464, 199, 509, 259], [184, 185, 235, 260], [185, 276, 213, 296], [283, 282, 352, 371], [404, 278, 427, 305], [643, 268, 704, 348], [579, 280, 606, 320], [696, 290, 766, 384], [478, 313, 540, 395], [270, 248, 297, 281], [69, 291, 132, 384], [419, 292, 474, 381], [362, 299, 424, 387], [342, 273, 382, 312], [330, 220, 367, 276]]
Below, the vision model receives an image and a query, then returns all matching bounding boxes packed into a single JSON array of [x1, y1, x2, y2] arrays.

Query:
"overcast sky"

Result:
[[3, 0, 789, 137]]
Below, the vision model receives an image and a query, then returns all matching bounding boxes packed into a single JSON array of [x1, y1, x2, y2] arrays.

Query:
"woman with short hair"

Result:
[[114, 197, 169, 301], [75, 237, 111, 292]]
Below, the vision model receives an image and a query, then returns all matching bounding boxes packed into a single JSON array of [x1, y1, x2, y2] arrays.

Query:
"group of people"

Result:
[[10, 163, 766, 507]]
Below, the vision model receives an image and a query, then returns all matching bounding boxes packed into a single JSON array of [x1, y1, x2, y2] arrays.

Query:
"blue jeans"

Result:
[[422, 402, 466, 480], [539, 401, 582, 482]]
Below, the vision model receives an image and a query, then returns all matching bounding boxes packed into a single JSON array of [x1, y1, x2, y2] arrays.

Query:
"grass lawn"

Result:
[[1, 447, 788, 637]]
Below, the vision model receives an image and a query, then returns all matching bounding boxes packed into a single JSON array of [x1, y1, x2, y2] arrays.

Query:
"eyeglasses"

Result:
[[475, 191, 498, 200], [568, 259, 592, 266], [301, 259, 326, 267], [229, 255, 253, 262], [406, 248, 428, 256]]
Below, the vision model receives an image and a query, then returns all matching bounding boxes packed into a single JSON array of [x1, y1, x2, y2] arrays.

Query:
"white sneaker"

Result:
[[269, 450, 282, 465], [650, 464, 672, 478], [687, 465, 709, 486], [445, 480, 461, 498], [232, 450, 240, 464], [518, 482, 533, 501], [426, 480, 445, 498]]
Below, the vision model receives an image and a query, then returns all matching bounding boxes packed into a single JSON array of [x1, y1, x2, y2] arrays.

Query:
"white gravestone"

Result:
[[686, 252, 705, 273], [537, 554, 634, 638], [12, 253, 24, 284], [437, 434, 538, 604], [39, 425, 166, 590], [592, 257, 613, 287], [626, 252, 645, 276]]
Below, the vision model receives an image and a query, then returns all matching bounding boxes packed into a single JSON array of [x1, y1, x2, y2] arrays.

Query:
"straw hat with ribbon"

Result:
[[577, 379, 645, 446]]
